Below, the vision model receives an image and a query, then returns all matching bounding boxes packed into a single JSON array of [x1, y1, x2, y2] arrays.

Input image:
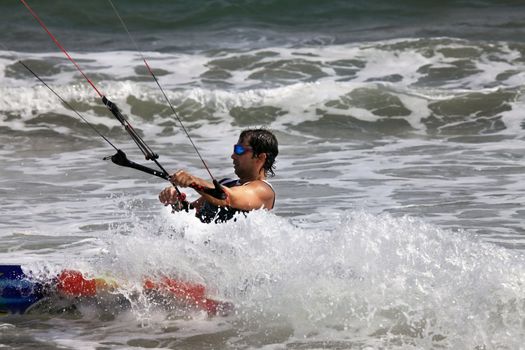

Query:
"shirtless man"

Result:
[[159, 129, 278, 223]]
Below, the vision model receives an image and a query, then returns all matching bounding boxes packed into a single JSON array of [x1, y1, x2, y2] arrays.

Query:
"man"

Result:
[[159, 129, 278, 223]]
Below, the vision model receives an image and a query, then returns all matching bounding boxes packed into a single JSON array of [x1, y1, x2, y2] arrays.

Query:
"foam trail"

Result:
[[78, 207, 525, 349]]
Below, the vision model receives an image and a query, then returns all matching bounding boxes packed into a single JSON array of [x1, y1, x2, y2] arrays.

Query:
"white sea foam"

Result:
[[3, 80, 524, 141], [2, 38, 524, 89], [2, 37, 525, 140], [49, 208, 523, 349]]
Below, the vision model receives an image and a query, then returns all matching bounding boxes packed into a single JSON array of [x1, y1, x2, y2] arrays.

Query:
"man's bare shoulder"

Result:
[[243, 180, 273, 190]]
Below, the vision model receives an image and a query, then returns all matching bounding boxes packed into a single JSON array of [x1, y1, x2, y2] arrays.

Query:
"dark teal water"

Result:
[[4, 0, 525, 51]]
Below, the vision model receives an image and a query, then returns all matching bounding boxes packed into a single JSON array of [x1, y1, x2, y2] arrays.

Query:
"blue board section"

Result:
[[0, 265, 45, 314]]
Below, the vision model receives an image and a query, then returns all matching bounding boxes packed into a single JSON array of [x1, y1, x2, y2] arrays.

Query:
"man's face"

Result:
[[231, 137, 255, 178]]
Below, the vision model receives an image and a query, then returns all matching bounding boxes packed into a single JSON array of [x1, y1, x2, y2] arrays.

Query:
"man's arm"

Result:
[[216, 182, 274, 210], [164, 170, 274, 211]]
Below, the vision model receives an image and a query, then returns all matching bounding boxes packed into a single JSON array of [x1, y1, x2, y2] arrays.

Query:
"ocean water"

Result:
[[1, 0, 525, 349]]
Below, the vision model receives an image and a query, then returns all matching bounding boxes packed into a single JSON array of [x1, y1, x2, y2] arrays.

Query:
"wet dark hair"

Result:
[[239, 128, 279, 177]]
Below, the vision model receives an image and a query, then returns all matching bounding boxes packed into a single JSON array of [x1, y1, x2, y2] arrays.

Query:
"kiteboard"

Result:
[[0, 265, 233, 316]]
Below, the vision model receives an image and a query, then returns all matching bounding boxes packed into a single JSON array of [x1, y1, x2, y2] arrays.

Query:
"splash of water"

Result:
[[86, 208, 525, 349]]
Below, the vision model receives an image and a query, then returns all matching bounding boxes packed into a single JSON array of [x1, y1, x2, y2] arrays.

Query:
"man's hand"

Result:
[[158, 187, 188, 212], [170, 170, 198, 187]]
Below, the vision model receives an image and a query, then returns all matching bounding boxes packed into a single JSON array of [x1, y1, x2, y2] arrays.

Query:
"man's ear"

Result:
[[255, 153, 267, 170], [257, 153, 267, 161]]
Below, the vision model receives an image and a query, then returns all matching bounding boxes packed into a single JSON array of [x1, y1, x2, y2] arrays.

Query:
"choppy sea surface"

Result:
[[1, 1, 525, 349]]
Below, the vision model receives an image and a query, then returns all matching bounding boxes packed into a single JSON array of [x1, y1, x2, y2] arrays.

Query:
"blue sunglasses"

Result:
[[233, 144, 252, 155]]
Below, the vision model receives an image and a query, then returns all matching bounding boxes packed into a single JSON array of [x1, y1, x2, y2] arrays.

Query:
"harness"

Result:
[[196, 178, 275, 224]]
